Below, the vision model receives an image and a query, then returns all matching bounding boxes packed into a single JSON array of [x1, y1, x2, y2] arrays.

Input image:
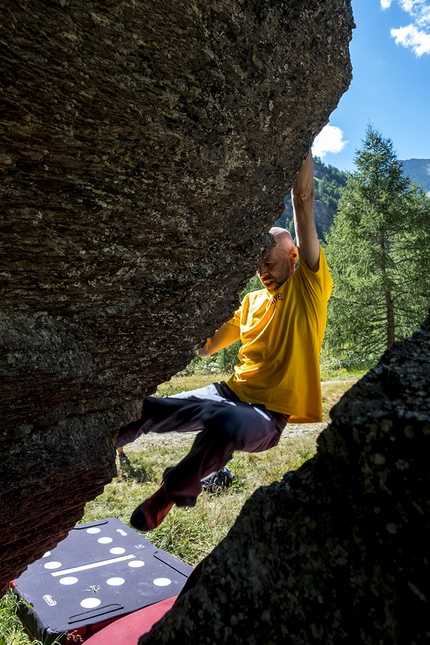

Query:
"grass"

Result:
[[83, 369, 360, 567], [155, 372, 232, 397], [1, 367, 363, 643], [0, 589, 64, 645], [82, 429, 322, 566], [321, 378, 357, 420]]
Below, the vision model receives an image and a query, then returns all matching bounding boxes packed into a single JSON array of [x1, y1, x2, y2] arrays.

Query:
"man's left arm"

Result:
[[291, 151, 320, 272]]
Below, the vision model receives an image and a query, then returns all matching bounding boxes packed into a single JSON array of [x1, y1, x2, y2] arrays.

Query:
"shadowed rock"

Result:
[[139, 315, 430, 644], [0, 0, 353, 593]]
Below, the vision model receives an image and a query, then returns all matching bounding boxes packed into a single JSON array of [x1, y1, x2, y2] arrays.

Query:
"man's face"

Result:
[[257, 244, 297, 293]]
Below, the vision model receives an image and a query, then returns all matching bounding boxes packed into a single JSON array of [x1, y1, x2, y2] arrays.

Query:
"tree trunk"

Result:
[[380, 234, 396, 349], [385, 290, 396, 348]]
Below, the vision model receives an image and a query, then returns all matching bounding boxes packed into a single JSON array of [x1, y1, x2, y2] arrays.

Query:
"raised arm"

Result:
[[291, 151, 320, 272]]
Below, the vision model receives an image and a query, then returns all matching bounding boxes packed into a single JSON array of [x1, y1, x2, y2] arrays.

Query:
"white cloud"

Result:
[[391, 23, 430, 54], [385, 0, 430, 55], [312, 125, 347, 158]]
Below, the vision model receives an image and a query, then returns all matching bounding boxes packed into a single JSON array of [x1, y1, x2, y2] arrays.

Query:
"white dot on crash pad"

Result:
[[80, 598, 101, 609], [153, 578, 171, 587], [107, 577, 125, 586]]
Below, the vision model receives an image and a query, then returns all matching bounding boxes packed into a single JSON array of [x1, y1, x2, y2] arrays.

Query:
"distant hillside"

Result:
[[275, 156, 348, 241], [400, 159, 430, 195], [276, 156, 430, 239]]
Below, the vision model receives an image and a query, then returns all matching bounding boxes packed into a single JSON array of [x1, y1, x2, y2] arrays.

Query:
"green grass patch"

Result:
[[321, 379, 358, 421], [0, 588, 64, 645], [84, 429, 320, 568], [155, 372, 232, 397]]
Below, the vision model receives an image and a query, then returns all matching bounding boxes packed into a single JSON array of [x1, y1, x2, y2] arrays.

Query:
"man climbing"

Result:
[[116, 150, 332, 531]]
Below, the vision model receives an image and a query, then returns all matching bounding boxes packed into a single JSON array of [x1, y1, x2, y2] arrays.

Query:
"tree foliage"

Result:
[[314, 156, 348, 213], [276, 157, 348, 242], [324, 126, 430, 364]]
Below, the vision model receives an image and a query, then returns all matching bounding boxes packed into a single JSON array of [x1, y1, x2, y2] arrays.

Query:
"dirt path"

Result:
[[128, 421, 326, 452], [321, 378, 358, 385]]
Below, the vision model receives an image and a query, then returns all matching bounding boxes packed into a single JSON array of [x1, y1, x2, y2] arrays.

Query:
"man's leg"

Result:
[[116, 396, 211, 448], [163, 403, 286, 505], [118, 394, 220, 531], [116, 382, 242, 448], [131, 402, 287, 531]]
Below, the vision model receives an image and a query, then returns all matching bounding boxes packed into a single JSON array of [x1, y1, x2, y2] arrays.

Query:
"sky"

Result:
[[312, 0, 430, 172]]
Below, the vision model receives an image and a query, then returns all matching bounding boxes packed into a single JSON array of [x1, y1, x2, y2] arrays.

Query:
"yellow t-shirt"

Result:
[[204, 248, 332, 422]]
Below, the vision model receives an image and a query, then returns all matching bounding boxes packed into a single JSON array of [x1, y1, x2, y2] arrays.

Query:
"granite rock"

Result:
[[0, 0, 353, 592]]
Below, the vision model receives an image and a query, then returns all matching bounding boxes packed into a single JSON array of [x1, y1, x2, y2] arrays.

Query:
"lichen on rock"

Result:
[[0, 0, 353, 593]]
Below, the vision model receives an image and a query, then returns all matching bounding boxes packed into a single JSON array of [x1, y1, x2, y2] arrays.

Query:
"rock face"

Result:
[[0, 0, 353, 593], [139, 315, 430, 645]]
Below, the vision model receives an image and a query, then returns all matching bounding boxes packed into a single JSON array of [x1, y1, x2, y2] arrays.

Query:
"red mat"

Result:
[[84, 596, 177, 644]]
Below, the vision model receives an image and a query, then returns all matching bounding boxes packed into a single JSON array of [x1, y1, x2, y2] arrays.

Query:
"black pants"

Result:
[[116, 382, 289, 507]]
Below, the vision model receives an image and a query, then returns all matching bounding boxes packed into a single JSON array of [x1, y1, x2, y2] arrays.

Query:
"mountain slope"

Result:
[[275, 156, 348, 240], [276, 156, 430, 239], [400, 159, 430, 194]]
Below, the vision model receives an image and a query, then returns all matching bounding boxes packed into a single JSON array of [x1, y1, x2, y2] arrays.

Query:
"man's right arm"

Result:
[[198, 319, 241, 357]]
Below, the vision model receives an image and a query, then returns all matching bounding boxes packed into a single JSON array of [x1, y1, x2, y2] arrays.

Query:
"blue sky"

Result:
[[312, 0, 430, 171]]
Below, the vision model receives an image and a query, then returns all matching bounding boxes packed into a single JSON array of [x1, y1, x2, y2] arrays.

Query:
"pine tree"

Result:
[[324, 126, 430, 365]]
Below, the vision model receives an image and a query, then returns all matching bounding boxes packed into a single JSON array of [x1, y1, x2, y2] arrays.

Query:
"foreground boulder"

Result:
[[140, 315, 430, 644], [0, 0, 353, 593]]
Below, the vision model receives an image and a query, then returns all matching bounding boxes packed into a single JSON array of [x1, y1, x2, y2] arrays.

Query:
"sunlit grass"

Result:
[[155, 373, 232, 397], [83, 429, 320, 567], [321, 379, 357, 421], [0, 589, 64, 645]]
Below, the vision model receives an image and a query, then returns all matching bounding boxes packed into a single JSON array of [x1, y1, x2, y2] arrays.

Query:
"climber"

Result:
[[116, 150, 332, 531]]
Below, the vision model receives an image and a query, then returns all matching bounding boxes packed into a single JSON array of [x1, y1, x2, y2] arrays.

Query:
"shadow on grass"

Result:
[[117, 459, 153, 484]]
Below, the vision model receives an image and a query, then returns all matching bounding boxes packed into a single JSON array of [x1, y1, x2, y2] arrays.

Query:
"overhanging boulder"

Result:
[[0, 0, 353, 593]]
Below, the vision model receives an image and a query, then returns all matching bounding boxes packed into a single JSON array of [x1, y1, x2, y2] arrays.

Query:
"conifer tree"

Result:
[[324, 126, 430, 364]]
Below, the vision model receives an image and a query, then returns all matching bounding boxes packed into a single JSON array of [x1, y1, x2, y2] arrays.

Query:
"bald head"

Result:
[[257, 227, 298, 293], [269, 227, 295, 250]]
